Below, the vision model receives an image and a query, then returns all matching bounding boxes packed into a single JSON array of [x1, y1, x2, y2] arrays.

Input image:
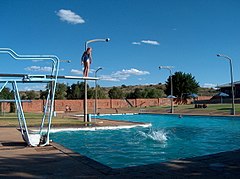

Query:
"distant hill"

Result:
[[17, 84, 218, 100], [197, 87, 218, 96]]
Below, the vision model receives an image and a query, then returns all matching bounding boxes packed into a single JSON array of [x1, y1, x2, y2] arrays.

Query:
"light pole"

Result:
[[216, 54, 235, 115], [94, 67, 103, 115], [83, 38, 110, 122], [159, 66, 175, 113], [85, 38, 110, 51]]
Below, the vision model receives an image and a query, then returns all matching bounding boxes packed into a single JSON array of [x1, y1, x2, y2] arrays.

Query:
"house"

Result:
[[217, 81, 240, 98]]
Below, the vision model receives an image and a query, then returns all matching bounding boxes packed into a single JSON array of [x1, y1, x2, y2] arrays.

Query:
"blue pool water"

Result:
[[51, 114, 240, 168]]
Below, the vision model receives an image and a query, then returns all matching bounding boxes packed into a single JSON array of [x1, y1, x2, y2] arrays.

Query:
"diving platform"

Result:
[[0, 48, 99, 147]]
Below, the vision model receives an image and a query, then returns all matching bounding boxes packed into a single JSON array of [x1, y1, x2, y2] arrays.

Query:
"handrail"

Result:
[[0, 48, 59, 76], [0, 48, 57, 62]]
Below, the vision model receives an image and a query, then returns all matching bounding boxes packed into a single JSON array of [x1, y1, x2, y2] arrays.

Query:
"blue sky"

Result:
[[1, 0, 240, 90]]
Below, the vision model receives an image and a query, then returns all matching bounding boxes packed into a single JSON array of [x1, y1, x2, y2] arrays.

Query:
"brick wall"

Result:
[[0, 96, 212, 113], [22, 101, 43, 112]]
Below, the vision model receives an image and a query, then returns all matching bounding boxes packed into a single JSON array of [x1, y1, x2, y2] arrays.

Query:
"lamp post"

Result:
[[159, 66, 174, 113], [216, 54, 235, 115], [85, 38, 110, 51], [83, 38, 110, 122], [94, 67, 103, 115]]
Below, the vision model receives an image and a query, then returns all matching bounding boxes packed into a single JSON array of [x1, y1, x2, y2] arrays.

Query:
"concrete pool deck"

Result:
[[1, 121, 240, 178]]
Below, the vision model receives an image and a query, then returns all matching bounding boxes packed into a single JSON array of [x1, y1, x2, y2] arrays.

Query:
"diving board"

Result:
[[0, 74, 99, 81], [0, 99, 31, 102], [55, 75, 99, 80], [0, 48, 99, 147]]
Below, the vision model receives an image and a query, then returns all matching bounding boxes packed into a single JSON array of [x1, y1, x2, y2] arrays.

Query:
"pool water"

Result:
[[50, 114, 240, 168]]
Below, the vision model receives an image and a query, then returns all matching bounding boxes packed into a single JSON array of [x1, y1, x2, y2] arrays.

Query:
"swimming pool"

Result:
[[50, 114, 240, 168]]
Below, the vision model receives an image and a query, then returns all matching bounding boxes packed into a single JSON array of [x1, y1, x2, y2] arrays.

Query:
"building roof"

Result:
[[216, 81, 240, 88]]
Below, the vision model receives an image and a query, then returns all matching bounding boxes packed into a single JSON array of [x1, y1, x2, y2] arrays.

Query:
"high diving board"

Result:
[[56, 75, 99, 80]]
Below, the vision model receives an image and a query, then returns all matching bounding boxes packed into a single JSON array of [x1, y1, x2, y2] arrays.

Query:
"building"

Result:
[[217, 81, 240, 98]]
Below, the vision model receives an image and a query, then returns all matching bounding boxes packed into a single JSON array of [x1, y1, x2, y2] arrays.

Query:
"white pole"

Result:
[[84, 38, 110, 122], [217, 54, 235, 115], [94, 67, 103, 115], [159, 66, 174, 113]]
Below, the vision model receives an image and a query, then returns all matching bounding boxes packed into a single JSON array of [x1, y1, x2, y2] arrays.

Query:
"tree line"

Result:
[[0, 87, 15, 112], [41, 82, 166, 99], [0, 71, 200, 100]]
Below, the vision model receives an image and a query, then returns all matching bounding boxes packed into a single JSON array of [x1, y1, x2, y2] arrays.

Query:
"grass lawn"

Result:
[[118, 103, 240, 116], [143, 103, 240, 115], [0, 112, 86, 127]]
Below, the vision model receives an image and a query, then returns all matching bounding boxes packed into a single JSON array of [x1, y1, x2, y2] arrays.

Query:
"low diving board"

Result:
[[0, 99, 31, 102], [0, 48, 98, 146], [0, 48, 61, 147], [0, 74, 99, 81]]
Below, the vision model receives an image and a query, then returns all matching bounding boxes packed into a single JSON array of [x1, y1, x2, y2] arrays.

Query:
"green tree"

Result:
[[0, 87, 15, 113], [144, 88, 164, 98], [67, 82, 87, 99], [21, 93, 27, 100], [55, 83, 67, 99], [0, 87, 12, 99], [127, 88, 144, 99], [108, 86, 124, 99], [97, 86, 107, 99], [121, 84, 127, 88], [25, 90, 37, 100], [88, 87, 95, 99], [67, 82, 107, 99], [88, 85, 107, 99], [165, 71, 199, 98], [40, 90, 48, 99]]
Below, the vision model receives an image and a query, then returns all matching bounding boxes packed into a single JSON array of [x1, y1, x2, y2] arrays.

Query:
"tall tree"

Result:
[[165, 71, 199, 98], [0, 87, 15, 113], [127, 88, 144, 99], [96, 85, 107, 99], [55, 83, 67, 99], [87, 87, 95, 99], [144, 88, 164, 98], [40, 90, 48, 99], [108, 86, 124, 99], [25, 90, 38, 100], [0, 87, 12, 99], [88, 85, 107, 99], [67, 82, 87, 99]]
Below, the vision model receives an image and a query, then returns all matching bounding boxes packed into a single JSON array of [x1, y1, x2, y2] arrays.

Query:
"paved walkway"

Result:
[[1, 126, 240, 178]]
